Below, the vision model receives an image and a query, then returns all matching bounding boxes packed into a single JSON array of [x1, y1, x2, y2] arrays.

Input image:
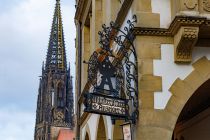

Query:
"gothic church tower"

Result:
[[34, 0, 74, 139]]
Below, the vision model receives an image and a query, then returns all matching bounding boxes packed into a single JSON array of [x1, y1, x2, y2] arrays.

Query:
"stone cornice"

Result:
[[133, 16, 206, 36], [133, 16, 210, 63]]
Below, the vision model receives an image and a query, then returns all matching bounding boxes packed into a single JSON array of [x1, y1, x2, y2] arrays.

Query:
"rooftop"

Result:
[[57, 129, 75, 140]]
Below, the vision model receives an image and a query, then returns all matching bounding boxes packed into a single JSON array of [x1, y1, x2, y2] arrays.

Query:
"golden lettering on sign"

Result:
[[91, 95, 127, 115], [203, 0, 210, 12], [184, 0, 198, 10]]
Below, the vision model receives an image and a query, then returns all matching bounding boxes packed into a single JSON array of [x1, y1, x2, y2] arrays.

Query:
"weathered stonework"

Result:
[[183, 0, 198, 10], [133, 16, 210, 63], [174, 26, 199, 63], [137, 57, 210, 140], [171, 0, 199, 19], [202, 0, 210, 12], [135, 37, 169, 106], [170, 0, 210, 16], [135, 0, 152, 12], [133, 16, 205, 37]]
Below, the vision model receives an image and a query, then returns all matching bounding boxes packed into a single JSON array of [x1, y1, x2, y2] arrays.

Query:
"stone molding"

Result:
[[174, 26, 199, 62], [171, 0, 199, 15], [171, 0, 210, 18], [133, 16, 205, 36], [183, 0, 198, 10], [133, 16, 210, 62]]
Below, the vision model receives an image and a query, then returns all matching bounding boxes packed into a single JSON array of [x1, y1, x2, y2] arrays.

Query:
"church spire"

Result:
[[46, 0, 66, 71], [35, 1, 74, 139]]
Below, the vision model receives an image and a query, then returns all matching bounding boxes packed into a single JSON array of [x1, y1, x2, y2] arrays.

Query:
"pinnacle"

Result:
[[44, 0, 66, 70]]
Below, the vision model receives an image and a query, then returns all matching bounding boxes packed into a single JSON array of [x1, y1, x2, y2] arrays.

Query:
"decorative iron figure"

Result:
[[96, 56, 118, 96], [84, 15, 138, 124]]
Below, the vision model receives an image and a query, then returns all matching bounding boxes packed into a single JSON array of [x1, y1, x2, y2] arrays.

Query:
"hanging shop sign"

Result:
[[84, 54, 129, 118], [84, 93, 129, 117], [83, 15, 139, 124]]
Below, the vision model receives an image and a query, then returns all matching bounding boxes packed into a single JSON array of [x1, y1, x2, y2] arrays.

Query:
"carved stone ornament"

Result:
[[55, 111, 64, 120], [174, 26, 199, 63], [53, 111, 71, 127], [133, 16, 205, 36], [184, 0, 198, 10], [203, 0, 210, 12], [53, 121, 70, 127]]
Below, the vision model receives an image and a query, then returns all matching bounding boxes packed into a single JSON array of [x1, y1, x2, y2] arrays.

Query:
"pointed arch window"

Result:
[[57, 83, 64, 107], [51, 82, 55, 106], [51, 89, 55, 106]]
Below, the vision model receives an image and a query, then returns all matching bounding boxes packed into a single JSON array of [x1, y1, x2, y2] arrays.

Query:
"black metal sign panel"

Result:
[[84, 93, 129, 117]]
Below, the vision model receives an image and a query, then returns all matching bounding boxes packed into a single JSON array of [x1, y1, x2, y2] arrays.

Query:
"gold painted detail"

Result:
[[174, 27, 199, 63], [55, 111, 64, 120], [53, 111, 71, 127], [203, 0, 210, 12], [184, 0, 198, 10], [57, 4, 64, 69]]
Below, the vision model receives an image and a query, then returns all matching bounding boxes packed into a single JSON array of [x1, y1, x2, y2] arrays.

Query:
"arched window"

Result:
[[51, 83, 55, 106], [57, 83, 64, 107]]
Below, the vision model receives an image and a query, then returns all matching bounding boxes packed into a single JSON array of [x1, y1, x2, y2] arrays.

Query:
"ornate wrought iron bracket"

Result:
[[84, 15, 139, 124]]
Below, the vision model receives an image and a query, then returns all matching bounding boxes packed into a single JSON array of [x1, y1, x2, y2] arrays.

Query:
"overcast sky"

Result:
[[0, 0, 75, 139]]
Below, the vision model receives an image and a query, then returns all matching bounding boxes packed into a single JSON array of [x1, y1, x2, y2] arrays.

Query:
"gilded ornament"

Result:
[[55, 111, 64, 120]]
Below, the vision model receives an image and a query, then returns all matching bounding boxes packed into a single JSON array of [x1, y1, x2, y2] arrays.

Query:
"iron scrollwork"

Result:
[[124, 44, 139, 124], [84, 15, 139, 124], [87, 51, 99, 81]]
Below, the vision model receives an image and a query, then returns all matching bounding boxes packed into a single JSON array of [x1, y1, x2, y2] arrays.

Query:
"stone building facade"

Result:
[[75, 0, 210, 140], [34, 0, 74, 139]]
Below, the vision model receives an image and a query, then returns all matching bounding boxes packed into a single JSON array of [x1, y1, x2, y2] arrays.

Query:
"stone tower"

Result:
[[34, 0, 74, 139]]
